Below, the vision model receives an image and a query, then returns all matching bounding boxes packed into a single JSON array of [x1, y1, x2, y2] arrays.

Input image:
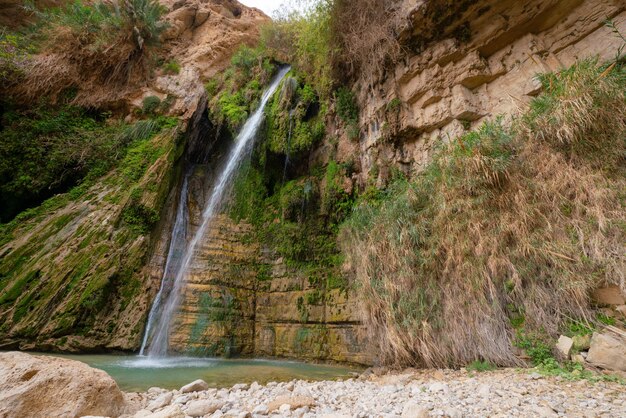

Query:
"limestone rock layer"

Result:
[[355, 0, 625, 185]]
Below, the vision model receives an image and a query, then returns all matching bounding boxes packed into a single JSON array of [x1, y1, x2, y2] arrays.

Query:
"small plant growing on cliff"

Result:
[[386, 98, 402, 113], [605, 19, 626, 63], [205, 79, 219, 97], [163, 60, 181, 75], [142, 96, 161, 115], [217, 92, 248, 131], [335, 87, 359, 140], [335, 87, 358, 123], [231, 46, 259, 78], [0, 30, 29, 84]]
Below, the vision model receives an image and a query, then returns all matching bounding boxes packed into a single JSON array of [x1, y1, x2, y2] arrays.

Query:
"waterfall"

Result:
[[139, 170, 191, 356], [282, 110, 294, 184], [141, 66, 291, 357]]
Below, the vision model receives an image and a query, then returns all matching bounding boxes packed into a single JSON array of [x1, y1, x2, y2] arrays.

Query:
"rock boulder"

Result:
[[184, 400, 224, 417], [586, 332, 626, 371], [0, 352, 129, 418], [180, 379, 209, 393], [555, 335, 574, 359], [268, 395, 316, 412]]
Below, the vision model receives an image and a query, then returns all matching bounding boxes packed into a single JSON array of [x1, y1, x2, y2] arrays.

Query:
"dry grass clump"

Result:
[[340, 60, 626, 368], [524, 61, 626, 169], [11, 0, 167, 106], [328, 0, 404, 83], [260, 0, 404, 96]]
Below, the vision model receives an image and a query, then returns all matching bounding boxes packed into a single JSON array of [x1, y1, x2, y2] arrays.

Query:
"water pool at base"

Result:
[[37, 354, 360, 392]]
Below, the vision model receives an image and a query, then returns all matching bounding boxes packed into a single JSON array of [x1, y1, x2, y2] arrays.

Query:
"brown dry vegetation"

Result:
[[328, 0, 404, 83], [260, 0, 404, 96], [8, 0, 167, 107], [340, 60, 626, 368]]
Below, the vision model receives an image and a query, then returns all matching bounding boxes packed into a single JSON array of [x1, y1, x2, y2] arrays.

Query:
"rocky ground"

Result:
[[133, 369, 626, 418], [2, 352, 626, 418]]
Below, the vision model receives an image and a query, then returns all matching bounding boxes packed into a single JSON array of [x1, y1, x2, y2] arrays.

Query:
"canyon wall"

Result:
[[2, 0, 624, 364], [156, 0, 625, 365], [353, 0, 625, 185], [0, 0, 268, 352]]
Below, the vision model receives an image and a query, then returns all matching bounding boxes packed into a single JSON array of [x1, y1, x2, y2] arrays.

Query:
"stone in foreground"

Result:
[[147, 392, 174, 411], [555, 335, 574, 359], [184, 400, 224, 417], [267, 395, 316, 412], [0, 351, 128, 418], [586, 332, 626, 371], [142, 404, 184, 418], [402, 400, 430, 418], [572, 334, 592, 351], [180, 379, 209, 393]]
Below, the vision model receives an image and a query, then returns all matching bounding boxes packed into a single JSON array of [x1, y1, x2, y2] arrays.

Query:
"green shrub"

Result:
[[386, 98, 402, 112], [0, 105, 173, 223], [18, 0, 168, 102], [514, 332, 553, 366], [231, 46, 259, 77], [264, 75, 325, 155], [335, 86, 360, 139], [34, 0, 168, 49], [466, 360, 497, 372], [524, 59, 625, 169], [163, 60, 181, 75], [205, 45, 278, 134], [321, 161, 353, 227], [205, 79, 219, 97], [260, 0, 402, 97], [142, 95, 161, 115], [0, 31, 29, 84], [217, 91, 248, 130], [299, 83, 317, 105], [335, 87, 358, 123], [260, 0, 333, 98], [597, 313, 616, 326]]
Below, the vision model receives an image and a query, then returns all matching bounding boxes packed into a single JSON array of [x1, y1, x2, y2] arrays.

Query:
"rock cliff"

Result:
[[0, 0, 268, 352], [155, 0, 625, 365], [1, 0, 624, 366], [353, 0, 625, 185], [149, 166, 370, 364]]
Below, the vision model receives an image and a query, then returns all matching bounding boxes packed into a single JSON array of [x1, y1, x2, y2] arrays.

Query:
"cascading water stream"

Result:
[[139, 170, 191, 356], [141, 66, 291, 358], [282, 110, 294, 184]]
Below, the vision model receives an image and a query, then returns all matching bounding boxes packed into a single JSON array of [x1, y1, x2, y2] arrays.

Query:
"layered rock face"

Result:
[[130, 0, 269, 119], [253, 260, 369, 364], [0, 127, 183, 353], [152, 166, 370, 364], [355, 0, 626, 183]]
